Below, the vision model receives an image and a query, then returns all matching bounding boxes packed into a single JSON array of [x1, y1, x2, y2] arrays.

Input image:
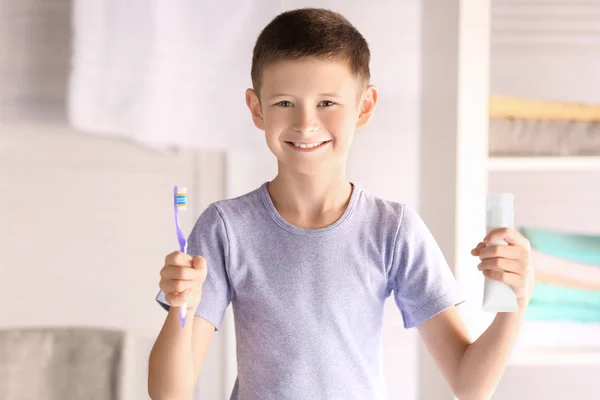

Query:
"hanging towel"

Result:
[[67, 0, 154, 140], [68, 0, 283, 150]]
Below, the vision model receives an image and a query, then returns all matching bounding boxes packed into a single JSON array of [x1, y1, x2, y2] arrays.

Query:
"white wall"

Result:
[[490, 0, 600, 104], [2, 0, 600, 399]]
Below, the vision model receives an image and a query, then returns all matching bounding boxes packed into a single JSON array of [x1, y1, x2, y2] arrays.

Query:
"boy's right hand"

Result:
[[159, 251, 208, 311]]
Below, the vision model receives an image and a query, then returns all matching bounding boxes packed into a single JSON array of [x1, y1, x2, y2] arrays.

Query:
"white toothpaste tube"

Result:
[[482, 193, 518, 312]]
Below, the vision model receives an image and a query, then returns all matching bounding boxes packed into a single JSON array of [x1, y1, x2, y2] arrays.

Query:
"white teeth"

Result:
[[292, 141, 324, 149]]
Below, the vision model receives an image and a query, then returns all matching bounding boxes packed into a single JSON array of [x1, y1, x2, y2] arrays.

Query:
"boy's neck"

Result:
[[267, 172, 353, 230]]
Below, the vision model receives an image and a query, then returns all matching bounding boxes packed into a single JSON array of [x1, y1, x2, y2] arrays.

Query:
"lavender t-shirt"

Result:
[[156, 182, 462, 400]]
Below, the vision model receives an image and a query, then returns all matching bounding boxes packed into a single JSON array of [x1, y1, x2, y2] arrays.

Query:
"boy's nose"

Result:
[[291, 110, 321, 135]]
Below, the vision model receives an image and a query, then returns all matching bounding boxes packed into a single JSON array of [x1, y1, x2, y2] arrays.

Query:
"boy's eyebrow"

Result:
[[319, 92, 343, 98], [267, 94, 290, 100], [267, 92, 343, 99]]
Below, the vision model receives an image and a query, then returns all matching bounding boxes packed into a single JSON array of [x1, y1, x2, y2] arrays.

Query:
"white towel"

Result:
[[68, 0, 283, 150], [67, 0, 154, 139]]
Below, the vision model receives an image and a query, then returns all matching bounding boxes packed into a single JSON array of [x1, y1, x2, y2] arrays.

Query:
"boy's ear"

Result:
[[246, 88, 265, 131], [356, 85, 378, 129]]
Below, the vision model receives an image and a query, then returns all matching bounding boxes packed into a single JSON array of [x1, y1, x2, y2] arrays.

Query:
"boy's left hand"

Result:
[[471, 228, 535, 309]]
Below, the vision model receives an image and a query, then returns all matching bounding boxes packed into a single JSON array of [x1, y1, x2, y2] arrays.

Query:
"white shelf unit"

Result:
[[488, 156, 600, 171], [507, 319, 600, 367], [510, 348, 600, 367], [508, 321, 600, 367], [489, 156, 600, 368], [418, 2, 600, 398]]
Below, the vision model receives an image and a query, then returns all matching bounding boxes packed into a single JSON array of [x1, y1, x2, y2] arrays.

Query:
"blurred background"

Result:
[[1, 0, 600, 399]]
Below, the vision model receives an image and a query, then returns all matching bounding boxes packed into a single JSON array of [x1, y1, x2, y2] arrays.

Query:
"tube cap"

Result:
[[487, 193, 514, 229]]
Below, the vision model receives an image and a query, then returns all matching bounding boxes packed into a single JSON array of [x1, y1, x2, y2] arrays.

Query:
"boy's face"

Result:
[[246, 59, 377, 177]]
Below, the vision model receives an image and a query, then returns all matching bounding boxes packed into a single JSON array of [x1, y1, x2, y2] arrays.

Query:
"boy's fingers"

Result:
[[482, 269, 528, 297], [478, 258, 523, 274], [471, 241, 486, 255], [160, 278, 193, 294], [194, 256, 208, 284], [160, 265, 198, 280], [165, 289, 192, 307], [165, 251, 193, 267], [192, 256, 207, 270], [484, 228, 529, 248], [479, 244, 525, 261]]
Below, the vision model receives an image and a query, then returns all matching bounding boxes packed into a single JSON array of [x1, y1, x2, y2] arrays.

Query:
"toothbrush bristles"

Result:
[[175, 186, 188, 211]]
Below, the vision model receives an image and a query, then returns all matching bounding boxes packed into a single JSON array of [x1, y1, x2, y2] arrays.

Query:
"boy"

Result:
[[148, 8, 534, 400]]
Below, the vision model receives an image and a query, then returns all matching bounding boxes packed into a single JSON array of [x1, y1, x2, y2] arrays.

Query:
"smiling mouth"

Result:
[[285, 140, 332, 150]]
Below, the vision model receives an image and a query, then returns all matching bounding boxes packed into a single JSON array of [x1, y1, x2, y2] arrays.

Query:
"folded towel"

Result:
[[520, 226, 600, 265], [489, 117, 600, 157], [532, 249, 600, 285], [529, 282, 600, 309], [526, 303, 600, 323], [516, 320, 600, 349], [535, 272, 600, 291], [527, 282, 600, 322]]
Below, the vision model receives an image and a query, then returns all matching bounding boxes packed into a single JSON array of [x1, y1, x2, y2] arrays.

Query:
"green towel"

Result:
[[520, 226, 600, 266], [526, 282, 600, 322], [526, 304, 600, 323], [530, 282, 600, 308]]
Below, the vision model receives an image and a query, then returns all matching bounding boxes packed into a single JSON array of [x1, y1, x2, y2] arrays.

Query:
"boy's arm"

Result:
[[418, 305, 525, 400], [417, 228, 534, 400], [148, 309, 216, 400]]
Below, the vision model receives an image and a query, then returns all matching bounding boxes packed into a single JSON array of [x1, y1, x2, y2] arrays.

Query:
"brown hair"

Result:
[[251, 8, 371, 94]]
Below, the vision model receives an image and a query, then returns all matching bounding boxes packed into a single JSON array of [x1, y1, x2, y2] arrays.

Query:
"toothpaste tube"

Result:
[[482, 193, 518, 312]]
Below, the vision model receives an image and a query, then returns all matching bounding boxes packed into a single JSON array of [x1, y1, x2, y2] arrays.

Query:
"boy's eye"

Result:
[[274, 100, 335, 107], [318, 100, 335, 107]]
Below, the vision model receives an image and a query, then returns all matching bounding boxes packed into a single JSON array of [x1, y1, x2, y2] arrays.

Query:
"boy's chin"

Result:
[[280, 160, 340, 177]]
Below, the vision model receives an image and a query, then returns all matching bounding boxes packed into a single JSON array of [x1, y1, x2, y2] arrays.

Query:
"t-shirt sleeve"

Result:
[[390, 205, 464, 329], [155, 203, 233, 331]]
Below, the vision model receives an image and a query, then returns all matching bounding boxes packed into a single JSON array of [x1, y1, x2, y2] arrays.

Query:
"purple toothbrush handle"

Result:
[[174, 186, 187, 327]]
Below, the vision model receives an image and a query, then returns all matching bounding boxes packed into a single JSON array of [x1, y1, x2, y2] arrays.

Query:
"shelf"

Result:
[[509, 348, 600, 366], [487, 156, 600, 171], [508, 321, 600, 366]]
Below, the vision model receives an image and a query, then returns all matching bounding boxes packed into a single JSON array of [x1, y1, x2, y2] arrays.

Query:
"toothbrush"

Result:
[[174, 186, 188, 327]]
